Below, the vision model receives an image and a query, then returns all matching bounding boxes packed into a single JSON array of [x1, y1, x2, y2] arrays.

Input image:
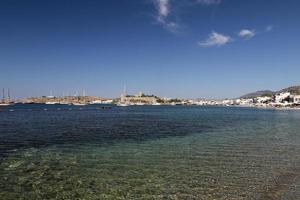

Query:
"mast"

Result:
[[123, 85, 127, 96], [76, 91, 79, 101], [2, 88, 5, 103], [83, 90, 86, 104], [8, 88, 10, 102], [121, 85, 127, 102]]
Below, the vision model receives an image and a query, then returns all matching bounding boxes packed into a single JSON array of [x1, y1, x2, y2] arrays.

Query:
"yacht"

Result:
[[0, 88, 13, 106], [45, 102, 59, 105], [72, 103, 87, 106], [152, 102, 161, 106], [59, 102, 71, 105], [117, 102, 130, 107], [117, 85, 131, 107]]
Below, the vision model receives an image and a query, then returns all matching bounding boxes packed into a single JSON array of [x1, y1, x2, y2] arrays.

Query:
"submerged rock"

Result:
[[8, 161, 23, 169]]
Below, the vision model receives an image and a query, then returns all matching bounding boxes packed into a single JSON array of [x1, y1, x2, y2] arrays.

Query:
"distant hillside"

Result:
[[240, 90, 274, 99], [278, 86, 300, 95], [240, 85, 300, 99]]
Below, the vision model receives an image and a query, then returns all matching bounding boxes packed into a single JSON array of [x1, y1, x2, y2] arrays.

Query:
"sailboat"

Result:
[[117, 102, 131, 107], [73, 90, 87, 106], [117, 85, 131, 107], [0, 88, 11, 106], [45, 102, 59, 105], [45, 90, 60, 104]]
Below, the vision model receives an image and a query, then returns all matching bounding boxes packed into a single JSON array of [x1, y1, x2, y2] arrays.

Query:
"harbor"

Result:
[[2, 85, 300, 109]]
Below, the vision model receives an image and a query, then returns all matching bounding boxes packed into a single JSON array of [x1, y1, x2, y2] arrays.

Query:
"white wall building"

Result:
[[293, 95, 300, 104], [256, 96, 272, 104], [275, 92, 290, 103]]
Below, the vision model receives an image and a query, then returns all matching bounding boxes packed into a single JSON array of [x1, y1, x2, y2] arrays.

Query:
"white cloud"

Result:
[[156, 0, 170, 17], [238, 29, 256, 39], [265, 25, 274, 32], [198, 31, 232, 47], [160, 20, 180, 33], [195, 0, 221, 5], [153, 0, 180, 33], [152, 0, 220, 34]]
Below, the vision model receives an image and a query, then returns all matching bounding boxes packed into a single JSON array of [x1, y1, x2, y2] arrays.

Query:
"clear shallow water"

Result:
[[1, 105, 300, 199]]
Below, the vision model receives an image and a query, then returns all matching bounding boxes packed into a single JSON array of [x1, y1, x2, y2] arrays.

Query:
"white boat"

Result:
[[90, 100, 103, 104], [152, 102, 161, 106], [1, 88, 13, 106], [171, 102, 183, 106], [135, 102, 145, 106], [45, 102, 59, 105], [117, 85, 131, 107], [72, 103, 87, 106], [59, 102, 68, 105], [117, 102, 131, 107]]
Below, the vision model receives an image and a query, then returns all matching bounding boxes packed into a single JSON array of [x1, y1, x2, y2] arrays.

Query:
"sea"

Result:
[[1, 104, 300, 199]]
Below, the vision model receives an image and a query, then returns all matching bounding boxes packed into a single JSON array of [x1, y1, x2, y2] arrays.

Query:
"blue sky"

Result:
[[0, 0, 299, 99]]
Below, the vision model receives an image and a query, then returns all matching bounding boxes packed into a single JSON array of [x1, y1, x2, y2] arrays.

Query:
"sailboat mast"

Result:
[[123, 85, 127, 96], [8, 88, 10, 102], [83, 90, 86, 103], [2, 88, 5, 103]]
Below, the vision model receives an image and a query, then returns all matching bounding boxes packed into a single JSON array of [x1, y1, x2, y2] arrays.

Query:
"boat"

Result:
[[72, 103, 87, 106], [45, 102, 59, 105], [89, 100, 103, 105], [117, 85, 131, 107], [71, 90, 88, 106], [117, 102, 130, 107], [152, 102, 161, 106], [59, 102, 71, 105], [170, 102, 183, 106], [135, 102, 145, 106], [0, 88, 13, 106]]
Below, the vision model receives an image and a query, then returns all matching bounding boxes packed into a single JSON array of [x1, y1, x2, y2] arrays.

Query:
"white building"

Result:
[[256, 96, 272, 104], [275, 92, 290, 103], [240, 98, 254, 105], [293, 95, 300, 104]]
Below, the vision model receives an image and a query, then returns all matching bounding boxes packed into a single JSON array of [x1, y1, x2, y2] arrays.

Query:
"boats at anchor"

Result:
[[0, 88, 14, 106]]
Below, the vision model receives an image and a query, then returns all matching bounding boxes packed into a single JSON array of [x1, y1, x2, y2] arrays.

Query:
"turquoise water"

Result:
[[1, 105, 300, 199]]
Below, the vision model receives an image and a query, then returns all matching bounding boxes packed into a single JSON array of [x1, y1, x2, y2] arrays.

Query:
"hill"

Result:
[[240, 85, 300, 99], [278, 86, 300, 95], [240, 90, 274, 99]]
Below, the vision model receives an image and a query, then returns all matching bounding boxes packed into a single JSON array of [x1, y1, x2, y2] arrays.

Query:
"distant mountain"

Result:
[[240, 85, 300, 99], [278, 86, 300, 95], [240, 90, 274, 99]]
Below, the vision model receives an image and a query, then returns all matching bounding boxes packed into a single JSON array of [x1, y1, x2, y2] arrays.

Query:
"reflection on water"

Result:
[[1, 105, 300, 199]]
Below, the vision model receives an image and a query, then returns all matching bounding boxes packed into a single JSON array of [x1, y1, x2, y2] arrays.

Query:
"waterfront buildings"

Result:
[[293, 95, 300, 104]]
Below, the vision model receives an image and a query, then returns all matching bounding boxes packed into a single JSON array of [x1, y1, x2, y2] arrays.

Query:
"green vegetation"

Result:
[[168, 98, 182, 103], [259, 93, 273, 97], [156, 98, 164, 103], [279, 86, 300, 95]]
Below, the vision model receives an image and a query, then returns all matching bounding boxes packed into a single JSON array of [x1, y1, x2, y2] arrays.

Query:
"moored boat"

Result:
[[72, 103, 87, 106], [117, 102, 130, 107], [45, 102, 59, 105]]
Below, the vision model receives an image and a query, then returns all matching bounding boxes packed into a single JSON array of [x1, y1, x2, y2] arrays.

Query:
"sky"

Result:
[[0, 0, 299, 99]]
